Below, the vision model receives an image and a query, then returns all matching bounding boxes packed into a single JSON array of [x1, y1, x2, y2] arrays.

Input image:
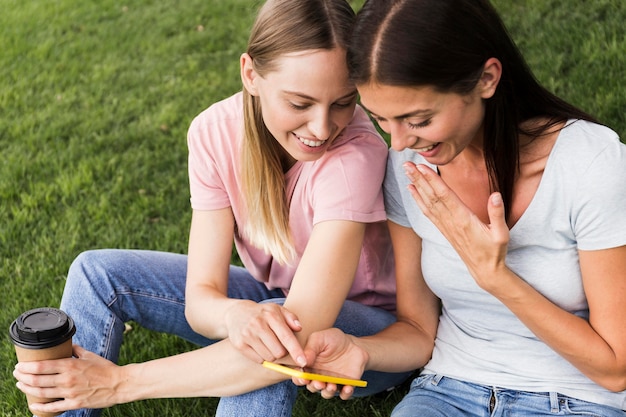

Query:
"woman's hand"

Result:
[[225, 300, 306, 366], [13, 345, 124, 413], [404, 162, 511, 292], [294, 328, 368, 400]]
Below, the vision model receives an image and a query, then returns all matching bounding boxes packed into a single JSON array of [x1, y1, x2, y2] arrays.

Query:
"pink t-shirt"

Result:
[[187, 92, 396, 311]]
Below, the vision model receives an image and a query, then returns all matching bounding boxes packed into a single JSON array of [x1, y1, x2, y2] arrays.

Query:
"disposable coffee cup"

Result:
[[9, 307, 76, 417]]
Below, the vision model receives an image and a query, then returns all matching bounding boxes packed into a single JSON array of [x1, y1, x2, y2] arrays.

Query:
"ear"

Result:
[[478, 57, 502, 99], [240, 53, 259, 96]]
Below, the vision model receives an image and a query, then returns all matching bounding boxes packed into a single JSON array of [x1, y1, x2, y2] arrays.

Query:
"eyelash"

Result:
[[372, 116, 432, 130], [408, 119, 431, 129], [289, 102, 309, 111], [288, 100, 355, 111]]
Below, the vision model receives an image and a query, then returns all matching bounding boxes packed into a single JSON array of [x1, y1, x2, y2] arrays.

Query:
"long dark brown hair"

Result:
[[348, 0, 597, 214]]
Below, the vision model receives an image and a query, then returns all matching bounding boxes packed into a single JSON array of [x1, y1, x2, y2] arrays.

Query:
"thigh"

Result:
[[216, 380, 297, 417], [226, 265, 285, 301], [333, 300, 396, 336], [62, 249, 281, 347], [62, 249, 203, 343]]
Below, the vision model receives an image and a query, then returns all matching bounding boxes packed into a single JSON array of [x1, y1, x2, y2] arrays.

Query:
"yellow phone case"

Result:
[[262, 361, 368, 387]]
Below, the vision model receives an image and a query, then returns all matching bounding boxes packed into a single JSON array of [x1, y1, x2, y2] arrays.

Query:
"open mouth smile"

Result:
[[414, 143, 437, 152], [295, 134, 327, 148]]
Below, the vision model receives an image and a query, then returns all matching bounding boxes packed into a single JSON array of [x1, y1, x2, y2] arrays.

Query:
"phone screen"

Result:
[[262, 361, 367, 387]]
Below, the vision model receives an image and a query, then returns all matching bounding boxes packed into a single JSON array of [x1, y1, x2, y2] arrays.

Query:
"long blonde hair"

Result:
[[241, 0, 356, 265]]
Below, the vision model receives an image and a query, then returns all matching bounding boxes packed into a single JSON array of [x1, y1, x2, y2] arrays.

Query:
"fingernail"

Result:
[[416, 164, 428, 174], [296, 356, 306, 367], [491, 193, 502, 206]]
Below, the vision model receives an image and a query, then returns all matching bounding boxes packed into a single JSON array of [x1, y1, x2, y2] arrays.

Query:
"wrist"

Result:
[[347, 334, 370, 371], [483, 266, 527, 301], [115, 363, 143, 404], [473, 261, 512, 293]]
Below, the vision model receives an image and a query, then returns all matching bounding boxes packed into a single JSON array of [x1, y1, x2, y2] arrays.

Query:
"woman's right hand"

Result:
[[225, 300, 306, 367], [13, 345, 124, 413], [295, 328, 368, 400]]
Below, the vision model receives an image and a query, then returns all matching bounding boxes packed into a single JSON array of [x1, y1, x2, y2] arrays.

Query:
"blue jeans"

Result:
[[391, 374, 625, 417], [58, 249, 412, 417]]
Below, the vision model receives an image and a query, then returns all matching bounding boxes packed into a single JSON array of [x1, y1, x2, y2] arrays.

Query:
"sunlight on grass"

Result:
[[1, 0, 624, 415]]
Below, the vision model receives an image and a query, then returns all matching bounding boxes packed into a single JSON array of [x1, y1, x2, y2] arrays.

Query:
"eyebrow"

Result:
[[283, 90, 358, 102]]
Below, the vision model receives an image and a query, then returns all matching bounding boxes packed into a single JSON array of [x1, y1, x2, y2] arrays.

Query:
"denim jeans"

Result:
[[391, 374, 625, 417], [58, 249, 411, 417]]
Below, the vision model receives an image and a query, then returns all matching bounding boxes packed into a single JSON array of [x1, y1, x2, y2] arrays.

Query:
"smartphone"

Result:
[[262, 361, 368, 387]]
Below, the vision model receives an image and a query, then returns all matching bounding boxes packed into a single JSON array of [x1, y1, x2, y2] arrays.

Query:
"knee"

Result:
[[66, 249, 124, 290], [61, 251, 112, 310], [68, 250, 106, 279]]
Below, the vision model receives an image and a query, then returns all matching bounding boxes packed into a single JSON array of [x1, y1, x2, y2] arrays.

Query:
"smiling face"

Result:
[[358, 82, 487, 165], [357, 58, 502, 166], [241, 48, 358, 168]]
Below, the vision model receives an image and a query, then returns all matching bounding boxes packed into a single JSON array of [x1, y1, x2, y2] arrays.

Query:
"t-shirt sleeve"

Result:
[[384, 150, 412, 227], [187, 112, 231, 211], [572, 132, 626, 250], [309, 115, 389, 224]]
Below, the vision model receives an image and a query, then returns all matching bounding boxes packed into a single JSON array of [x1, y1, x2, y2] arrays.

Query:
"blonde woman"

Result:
[[13, 0, 411, 416]]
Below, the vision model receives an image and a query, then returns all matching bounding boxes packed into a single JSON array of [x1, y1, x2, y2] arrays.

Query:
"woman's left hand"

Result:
[[404, 162, 510, 291], [294, 328, 368, 400]]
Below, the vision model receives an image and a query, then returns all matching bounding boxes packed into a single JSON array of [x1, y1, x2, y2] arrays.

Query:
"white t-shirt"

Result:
[[385, 120, 626, 409]]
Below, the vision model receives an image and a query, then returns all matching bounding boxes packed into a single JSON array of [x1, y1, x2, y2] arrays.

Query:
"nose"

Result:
[[388, 122, 415, 151], [308, 108, 332, 140]]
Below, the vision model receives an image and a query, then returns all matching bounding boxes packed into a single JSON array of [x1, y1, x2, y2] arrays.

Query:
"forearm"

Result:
[[185, 287, 253, 340], [185, 208, 239, 339], [355, 321, 435, 374], [491, 267, 626, 391], [120, 338, 288, 403]]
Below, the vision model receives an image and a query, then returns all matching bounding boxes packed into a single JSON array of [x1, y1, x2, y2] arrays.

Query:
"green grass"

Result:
[[1, 0, 624, 415]]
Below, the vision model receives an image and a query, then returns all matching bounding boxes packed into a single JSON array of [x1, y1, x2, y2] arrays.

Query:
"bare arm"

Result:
[[14, 219, 369, 412], [186, 214, 371, 365], [184, 208, 240, 340], [489, 246, 626, 391], [405, 162, 626, 392], [354, 221, 439, 373], [283, 219, 366, 346], [299, 221, 440, 399]]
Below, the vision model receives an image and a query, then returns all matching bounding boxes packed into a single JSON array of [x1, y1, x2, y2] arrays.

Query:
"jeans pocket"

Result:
[[562, 396, 625, 417], [409, 374, 438, 390]]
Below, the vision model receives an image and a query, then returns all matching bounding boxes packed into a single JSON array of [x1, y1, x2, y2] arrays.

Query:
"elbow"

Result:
[[603, 378, 626, 393], [184, 305, 202, 333], [593, 372, 626, 393]]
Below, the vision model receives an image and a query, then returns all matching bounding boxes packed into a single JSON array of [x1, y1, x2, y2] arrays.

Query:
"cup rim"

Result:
[[9, 307, 76, 349]]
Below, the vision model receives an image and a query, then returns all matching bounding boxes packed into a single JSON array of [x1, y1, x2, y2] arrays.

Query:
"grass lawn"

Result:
[[1, 0, 624, 415]]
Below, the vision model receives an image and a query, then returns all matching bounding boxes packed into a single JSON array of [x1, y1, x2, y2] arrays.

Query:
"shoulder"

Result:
[[552, 120, 624, 171], [189, 92, 243, 134], [187, 92, 244, 174], [187, 92, 243, 156], [560, 119, 620, 145], [309, 106, 390, 180]]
